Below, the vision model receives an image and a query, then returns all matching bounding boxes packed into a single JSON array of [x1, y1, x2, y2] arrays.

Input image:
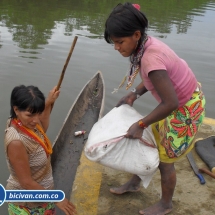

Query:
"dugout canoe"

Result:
[[51, 71, 105, 213]]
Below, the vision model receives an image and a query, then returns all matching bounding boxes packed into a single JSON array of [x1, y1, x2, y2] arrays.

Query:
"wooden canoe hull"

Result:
[[51, 71, 105, 208]]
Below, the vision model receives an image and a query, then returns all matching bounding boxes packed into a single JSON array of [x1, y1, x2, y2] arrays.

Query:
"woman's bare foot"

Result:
[[139, 201, 172, 215], [110, 175, 141, 194]]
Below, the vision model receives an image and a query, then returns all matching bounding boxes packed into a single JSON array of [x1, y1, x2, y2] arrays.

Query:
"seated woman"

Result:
[[4, 85, 76, 215]]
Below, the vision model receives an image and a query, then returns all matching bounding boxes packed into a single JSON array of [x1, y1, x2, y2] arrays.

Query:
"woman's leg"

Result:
[[110, 174, 141, 194], [139, 162, 175, 215]]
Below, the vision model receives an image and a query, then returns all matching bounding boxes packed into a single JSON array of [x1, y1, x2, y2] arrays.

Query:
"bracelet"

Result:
[[138, 120, 148, 129], [131, 88, 140, 99]]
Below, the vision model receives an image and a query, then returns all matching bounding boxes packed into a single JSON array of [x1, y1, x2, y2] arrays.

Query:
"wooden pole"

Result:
[[56, 36, 78, 91], [51, 36, 78, 111]]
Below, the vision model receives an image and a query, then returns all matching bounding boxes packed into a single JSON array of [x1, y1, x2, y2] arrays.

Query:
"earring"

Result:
[[135, 40, 139, 49]]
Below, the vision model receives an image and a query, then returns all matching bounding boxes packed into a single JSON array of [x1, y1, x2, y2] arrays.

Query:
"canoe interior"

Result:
[[51, 72, 104, 211]]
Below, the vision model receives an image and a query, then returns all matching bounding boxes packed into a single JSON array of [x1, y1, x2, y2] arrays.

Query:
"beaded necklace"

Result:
[[11, 118, 52, 156], [112, 35, 148, 93]]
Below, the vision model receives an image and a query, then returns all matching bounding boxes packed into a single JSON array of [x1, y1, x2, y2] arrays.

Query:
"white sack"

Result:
[[84, 104, 159, 188]]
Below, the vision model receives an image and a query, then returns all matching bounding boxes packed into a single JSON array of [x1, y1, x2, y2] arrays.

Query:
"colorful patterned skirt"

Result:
[[152, 85, 206, 163], [8, 202, 56, 215]]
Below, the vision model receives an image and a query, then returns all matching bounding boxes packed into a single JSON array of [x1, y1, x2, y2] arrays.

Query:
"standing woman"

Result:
[[104, 2, 205, 215], [4, 85, 76, 215]]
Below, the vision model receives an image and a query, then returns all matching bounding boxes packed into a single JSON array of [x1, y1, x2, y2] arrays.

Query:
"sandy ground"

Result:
[[96, 123, 215, 215]]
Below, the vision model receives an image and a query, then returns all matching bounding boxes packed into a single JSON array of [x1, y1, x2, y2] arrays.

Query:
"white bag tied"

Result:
[[85, 104, 159, 188]]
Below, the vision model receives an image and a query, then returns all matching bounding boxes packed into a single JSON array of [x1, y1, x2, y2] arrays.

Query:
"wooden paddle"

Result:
[[199, 168, 215, 179], [51, 36, 78, 110]]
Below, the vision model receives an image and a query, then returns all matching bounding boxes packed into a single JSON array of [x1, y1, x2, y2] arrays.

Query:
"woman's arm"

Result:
[[8, 140, 77, 214], [132, 81, 148, 97], [125, 70, 178, 140], [39, 87, 60, 132], [7, 140, 45, 190], [116, 81, 148, 107], [142, 69, 179, 126]]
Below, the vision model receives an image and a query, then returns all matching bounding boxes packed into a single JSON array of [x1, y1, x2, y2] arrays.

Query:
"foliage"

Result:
[[0, 0, 213, 48]]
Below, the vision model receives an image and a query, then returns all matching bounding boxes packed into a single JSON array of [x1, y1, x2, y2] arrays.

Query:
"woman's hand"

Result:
[[46, 86, 60, 105], [39, 86, 60, 132], [124, 121, 143, 139], [124, 122, 156, 148], [116, 82, 147, 107], [55, 198, 77, 215], [116, 92, 137, 107]]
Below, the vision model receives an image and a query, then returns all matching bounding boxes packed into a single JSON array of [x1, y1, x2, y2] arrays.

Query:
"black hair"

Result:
[[104, 2, 148, 48], [10, 85, 45, 118]]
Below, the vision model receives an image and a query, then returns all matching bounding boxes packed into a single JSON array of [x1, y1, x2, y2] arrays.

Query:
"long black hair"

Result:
[[10, 85, 45, 118], [104, 2, 148, 48]]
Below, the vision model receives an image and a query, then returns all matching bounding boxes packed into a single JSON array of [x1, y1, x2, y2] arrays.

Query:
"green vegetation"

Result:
[[0, 0, 213, 48]]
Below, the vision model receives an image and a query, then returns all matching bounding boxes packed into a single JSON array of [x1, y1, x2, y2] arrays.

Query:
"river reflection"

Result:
[[0, 0, 215, 213], [1, 0, 215, 47]]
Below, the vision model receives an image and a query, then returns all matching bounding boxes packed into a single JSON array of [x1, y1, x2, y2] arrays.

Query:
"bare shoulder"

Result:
[[7, 139, 29, 170], [7, 139, 27, 157]]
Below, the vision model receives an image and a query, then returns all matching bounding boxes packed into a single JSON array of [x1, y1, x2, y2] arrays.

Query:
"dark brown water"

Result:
[[0, 0, 215, 213]]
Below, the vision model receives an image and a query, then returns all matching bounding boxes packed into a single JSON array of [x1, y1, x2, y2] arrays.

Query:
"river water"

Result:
[[0, 0, 215, 213]]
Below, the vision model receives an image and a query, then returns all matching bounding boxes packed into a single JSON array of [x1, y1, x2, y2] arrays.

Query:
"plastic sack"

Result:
[[84, 104, 159, 188]]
